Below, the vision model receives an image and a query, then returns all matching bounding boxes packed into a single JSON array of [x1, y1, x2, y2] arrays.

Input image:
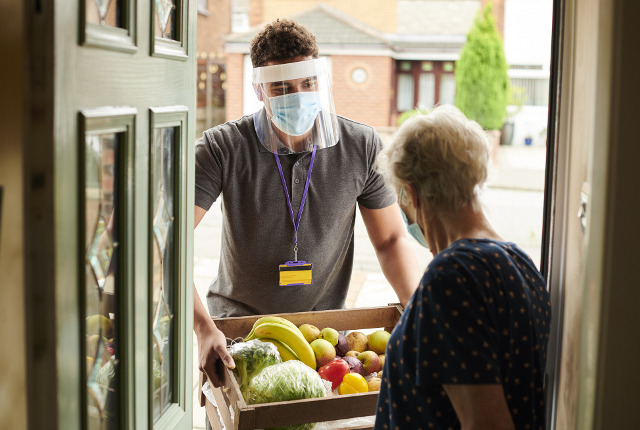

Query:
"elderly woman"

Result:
[[374, 105, 551, 430]]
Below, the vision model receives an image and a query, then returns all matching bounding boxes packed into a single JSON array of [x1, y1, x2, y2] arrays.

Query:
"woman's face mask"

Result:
[[399, 187, 429, 249], [268, 91, 321, 136], [400, 208, 429, 249]]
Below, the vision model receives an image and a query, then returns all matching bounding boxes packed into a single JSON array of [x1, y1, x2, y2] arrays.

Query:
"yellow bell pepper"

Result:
[[338, 373, 368, 395]]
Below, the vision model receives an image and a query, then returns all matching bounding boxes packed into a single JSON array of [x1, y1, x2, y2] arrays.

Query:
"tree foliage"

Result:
[[455, 2, 509, 130]]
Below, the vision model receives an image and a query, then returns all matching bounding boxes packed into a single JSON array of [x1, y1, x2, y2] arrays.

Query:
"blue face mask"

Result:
[[400, 208, 429, 249], [269, 91, 321, 136]]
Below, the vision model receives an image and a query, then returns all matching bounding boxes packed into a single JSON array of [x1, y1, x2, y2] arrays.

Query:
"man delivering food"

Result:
[[193, 18, 421, 389]]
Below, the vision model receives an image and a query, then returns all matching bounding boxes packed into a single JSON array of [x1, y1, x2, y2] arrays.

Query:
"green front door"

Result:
[[32, 1, 196, 429]]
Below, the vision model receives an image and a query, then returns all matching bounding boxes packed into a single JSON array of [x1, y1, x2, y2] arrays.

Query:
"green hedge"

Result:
[[455, 2, 509, 131]]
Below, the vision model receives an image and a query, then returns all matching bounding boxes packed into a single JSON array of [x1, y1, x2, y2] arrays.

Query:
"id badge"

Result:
[[279, 261, 312, 286]]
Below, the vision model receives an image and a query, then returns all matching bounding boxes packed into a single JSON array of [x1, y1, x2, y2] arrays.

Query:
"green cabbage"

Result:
[[229, 340, 282, 400], [246, 360, 326, 430]]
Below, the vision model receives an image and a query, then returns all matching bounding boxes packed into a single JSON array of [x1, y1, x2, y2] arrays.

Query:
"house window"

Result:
[[395, 60, 456, 112], [510, 77, 550, 106], [231, 0, 249, 33]]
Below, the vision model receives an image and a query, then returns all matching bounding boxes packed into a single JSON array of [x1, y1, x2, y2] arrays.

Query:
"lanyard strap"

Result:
[[274, 145, 317, 250]]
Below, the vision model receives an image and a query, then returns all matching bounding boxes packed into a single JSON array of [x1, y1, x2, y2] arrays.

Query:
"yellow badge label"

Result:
[[279, 262, 312, 286]]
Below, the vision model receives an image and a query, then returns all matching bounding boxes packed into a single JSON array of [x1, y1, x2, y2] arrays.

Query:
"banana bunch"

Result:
[[244, 316, 317, 370]]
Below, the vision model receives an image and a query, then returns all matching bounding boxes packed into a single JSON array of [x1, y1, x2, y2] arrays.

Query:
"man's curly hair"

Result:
[[250, 19, 319, 67]]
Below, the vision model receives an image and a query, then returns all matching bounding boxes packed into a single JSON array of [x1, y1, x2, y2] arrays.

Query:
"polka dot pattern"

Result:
[[374, 239, 551, 430]]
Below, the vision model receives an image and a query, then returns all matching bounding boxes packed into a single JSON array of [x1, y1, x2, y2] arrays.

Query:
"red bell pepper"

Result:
[[317, 358, 350, 390]]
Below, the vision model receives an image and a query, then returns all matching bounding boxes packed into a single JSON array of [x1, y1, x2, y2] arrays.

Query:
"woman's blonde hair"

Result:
[[378, 105, 490, 214]]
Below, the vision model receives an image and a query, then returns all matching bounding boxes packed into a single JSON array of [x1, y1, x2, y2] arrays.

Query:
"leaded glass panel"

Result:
[[86, 0, 124, 27], [152, 127, 176, 421], [154, 0, 178, 40], [85, 133, 120, 430]]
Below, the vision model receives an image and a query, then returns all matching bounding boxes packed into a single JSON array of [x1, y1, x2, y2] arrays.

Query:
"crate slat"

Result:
[[212, 305, 402, 339]]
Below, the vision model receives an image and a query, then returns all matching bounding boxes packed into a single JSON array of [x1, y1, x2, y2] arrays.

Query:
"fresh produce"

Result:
[[319, 327, 340, 346], [310, 338, 336, 368], [338, 373, 368, 395], [367, 330, 391, 355], [259, 338, 299, 362], [245, 316, 300, 341], [341, 355, 364, 376], [317, 358, 350, 390], [345, 331, 368, 352], [357, 350, 381, 375], [378, 354, 385, 369], [334, 333, 349, 356], [298, 324, 321, 343], [367, 376, 382, 392], [229, 340, 282, 400], [344, 350, 359, 357], [245, 319, 316, 370], [246, 360, 326, 405]]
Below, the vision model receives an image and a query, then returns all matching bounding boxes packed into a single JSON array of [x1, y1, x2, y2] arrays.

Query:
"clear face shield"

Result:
[[253, 58, 339, 153]]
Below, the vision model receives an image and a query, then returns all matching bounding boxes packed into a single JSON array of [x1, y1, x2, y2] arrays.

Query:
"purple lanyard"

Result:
[[274, 145, 317, 259]]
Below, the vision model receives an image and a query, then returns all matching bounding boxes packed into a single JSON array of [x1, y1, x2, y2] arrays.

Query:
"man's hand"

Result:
[[193, 206, 235, 387], [196, 320, 235, 388]]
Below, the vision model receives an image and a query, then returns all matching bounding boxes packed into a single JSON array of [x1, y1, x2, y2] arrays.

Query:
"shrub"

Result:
[[455, 2, 509, 130]]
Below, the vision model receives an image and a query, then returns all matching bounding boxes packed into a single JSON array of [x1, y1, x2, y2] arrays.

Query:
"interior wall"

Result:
[[552, 0, 600, 425], [553, 0, 640, 428], [580, 0, 640, 428], [0, 0, 27, 428]]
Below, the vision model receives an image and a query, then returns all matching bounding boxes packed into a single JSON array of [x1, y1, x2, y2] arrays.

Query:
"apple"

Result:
[[346, 331, 368, 352], [299, 324, 321, 343], [368, 330, 391, 354], [342, 355, 364, 376], [357, 350, 381, 375], [345, 350, 359, 357], [377, 370, 383, 378], [334, 333, 349, 356], [378, 354, 385, 369], [367, 377, 382, 391], [319, 327, 340, 346], [310, 338, 336, 368]]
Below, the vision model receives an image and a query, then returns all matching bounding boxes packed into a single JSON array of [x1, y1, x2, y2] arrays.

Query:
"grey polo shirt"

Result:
[[195, 110, 395, 317]]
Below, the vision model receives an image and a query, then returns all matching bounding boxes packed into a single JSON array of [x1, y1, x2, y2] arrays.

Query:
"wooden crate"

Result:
[[199, 304, 404, 430]]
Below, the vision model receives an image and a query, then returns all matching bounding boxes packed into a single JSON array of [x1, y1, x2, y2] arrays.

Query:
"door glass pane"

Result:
[[439, 73, 456, 105], [85, 133, 120, 430], [418, 73, 435, 109], [152, 127, 176, 421], [155, 0, 178, 40], [397, 74, 414, 111], [86, 0, 124, 27]]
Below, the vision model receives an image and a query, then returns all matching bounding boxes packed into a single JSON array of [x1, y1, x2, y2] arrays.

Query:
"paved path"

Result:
[[191, 144, 547, 428]]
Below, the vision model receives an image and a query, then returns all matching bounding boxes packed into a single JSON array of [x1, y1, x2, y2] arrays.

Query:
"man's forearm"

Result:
[[375, 237, 422, 306], [193, 284, 215, 336]]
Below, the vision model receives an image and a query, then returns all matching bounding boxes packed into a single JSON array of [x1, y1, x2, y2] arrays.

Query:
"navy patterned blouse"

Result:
[[375, 239, 551, 430]]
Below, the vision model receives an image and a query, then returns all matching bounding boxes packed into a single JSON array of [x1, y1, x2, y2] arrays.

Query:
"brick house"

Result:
[[223, 1, 486, 127]]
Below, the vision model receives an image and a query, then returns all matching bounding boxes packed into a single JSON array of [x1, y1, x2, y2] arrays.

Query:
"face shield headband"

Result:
[[252, 58, 339, 154]]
